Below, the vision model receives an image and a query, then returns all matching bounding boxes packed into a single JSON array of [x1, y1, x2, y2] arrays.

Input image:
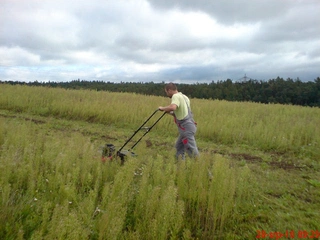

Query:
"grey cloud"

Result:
[[146, 0, 292, 24], [255, 5, 320, 43], [0, 0, 319, 83]]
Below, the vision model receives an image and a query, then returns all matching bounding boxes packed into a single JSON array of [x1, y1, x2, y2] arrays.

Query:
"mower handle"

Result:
[[117, 109, 166, 153]]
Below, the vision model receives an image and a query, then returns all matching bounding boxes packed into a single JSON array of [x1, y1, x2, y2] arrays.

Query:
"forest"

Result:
[[1, 76, 320, 107]]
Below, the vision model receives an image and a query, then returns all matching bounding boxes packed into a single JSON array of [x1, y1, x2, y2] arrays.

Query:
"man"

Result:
[[159, 82, 199, 159]]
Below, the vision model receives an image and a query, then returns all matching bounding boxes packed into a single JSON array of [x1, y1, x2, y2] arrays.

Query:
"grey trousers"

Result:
[[175, 120, 199, 159]]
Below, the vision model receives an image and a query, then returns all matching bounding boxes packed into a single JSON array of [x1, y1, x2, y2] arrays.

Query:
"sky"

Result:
[[1, 0, 320, 83]]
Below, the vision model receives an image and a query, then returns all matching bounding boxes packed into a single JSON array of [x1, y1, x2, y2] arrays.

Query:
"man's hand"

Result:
[[159, 107, 174, 116], [158, 104, 177, 112]]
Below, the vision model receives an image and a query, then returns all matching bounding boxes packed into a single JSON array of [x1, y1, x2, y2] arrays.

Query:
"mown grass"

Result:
[[0, 84, 319, 239]]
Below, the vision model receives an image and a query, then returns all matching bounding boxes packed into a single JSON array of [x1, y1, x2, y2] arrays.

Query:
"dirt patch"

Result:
[[0, 113, 46, 124], [24, 117, 46, 124], [100, 135, 118, 141], [268, 161, 303, 170], [226, 152, 303, 170], [228, 153, 263, 162]]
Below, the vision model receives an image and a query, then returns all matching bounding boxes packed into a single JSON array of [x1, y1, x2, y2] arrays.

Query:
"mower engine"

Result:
[[101, 144, 133, 164], [101, 144, 115, 161]]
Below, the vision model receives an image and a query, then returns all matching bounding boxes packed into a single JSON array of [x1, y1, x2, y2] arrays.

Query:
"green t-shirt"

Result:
[[171, 92, 190, 120]]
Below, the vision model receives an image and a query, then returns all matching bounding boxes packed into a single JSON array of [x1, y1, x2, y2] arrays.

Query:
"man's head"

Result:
[[165, 82, 178, 98]]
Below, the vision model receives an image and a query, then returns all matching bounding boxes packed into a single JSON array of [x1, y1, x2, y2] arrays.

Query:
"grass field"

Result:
[[0, 84, 319, 239]]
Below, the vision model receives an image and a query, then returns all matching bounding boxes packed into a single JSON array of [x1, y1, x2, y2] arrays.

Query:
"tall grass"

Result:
[[0, 84, 168, 126], [1, 84, 319, 239], [0, 115, 254, 239], [1, 84, 319, 159]]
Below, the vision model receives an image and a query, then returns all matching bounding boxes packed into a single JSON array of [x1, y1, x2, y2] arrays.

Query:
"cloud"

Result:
[[0, 46, 40, 66], [146, 0, 293, 24], [0, 0, 319, 82]]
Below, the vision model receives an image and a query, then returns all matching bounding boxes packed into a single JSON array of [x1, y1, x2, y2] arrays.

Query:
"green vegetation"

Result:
[[2, 76, 320, 107], [0, 84, 319, 239]]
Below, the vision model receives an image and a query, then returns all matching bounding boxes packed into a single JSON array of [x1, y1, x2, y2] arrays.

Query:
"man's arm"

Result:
[[158, 104, 177, 113]]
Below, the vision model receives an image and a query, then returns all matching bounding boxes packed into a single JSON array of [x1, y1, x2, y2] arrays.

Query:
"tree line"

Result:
[[1, 77, 320, 107]]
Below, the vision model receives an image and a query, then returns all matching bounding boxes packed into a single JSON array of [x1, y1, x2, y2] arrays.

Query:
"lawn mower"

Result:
[[101, 109, 166, 164]]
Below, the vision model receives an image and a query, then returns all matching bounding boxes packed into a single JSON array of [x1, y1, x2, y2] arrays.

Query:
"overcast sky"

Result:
[[1, 0, 319, 83]]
